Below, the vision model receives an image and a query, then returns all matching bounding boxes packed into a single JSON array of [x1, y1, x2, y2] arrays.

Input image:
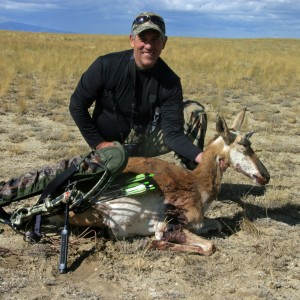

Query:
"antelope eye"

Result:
[[238, 139, 251, 147]]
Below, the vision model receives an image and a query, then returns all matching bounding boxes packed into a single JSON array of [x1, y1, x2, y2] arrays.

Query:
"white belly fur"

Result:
[[95, 192, 165, 238]]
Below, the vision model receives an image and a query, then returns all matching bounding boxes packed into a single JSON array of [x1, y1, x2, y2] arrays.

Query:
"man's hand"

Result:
[[195, 152, 204, 164], [95, 141, 116, 150], [94, 141, 128, 176]]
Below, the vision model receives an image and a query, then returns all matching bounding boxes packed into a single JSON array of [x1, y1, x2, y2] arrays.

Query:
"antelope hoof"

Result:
[[198, 219, 222, 234], [149, 240, 216, 256]]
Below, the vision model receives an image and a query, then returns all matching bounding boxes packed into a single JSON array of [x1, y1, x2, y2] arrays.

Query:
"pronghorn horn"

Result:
[[245, 131, 255, 139]]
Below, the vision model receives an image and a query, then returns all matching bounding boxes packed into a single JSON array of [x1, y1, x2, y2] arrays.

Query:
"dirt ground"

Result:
[[0, 88, 299, 300]]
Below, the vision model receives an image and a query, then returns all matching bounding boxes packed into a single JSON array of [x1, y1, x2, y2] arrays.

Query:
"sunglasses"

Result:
[[132, 15, 165, 33]]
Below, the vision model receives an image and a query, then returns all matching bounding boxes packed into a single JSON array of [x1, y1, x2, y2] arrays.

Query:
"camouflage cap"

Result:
[[131, 12, 166, 37]]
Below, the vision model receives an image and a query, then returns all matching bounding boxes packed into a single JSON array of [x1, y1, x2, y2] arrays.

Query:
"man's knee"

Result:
[[183, 100, 207, 130], [183, 100, 206, 123], [182, 100, 207, 150]]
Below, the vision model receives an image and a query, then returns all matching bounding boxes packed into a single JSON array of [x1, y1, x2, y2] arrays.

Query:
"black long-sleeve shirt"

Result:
[[69, 49, 201, 162]]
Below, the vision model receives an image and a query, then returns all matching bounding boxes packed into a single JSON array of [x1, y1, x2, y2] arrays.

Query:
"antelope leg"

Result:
[[153, 228, 215, 255]]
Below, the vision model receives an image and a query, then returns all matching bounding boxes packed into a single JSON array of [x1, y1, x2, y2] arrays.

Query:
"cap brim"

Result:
[[132, 23, 165, 37]]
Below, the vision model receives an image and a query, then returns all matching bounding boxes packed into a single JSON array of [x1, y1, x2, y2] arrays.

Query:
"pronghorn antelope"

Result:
[[66, 108, 270, 255]]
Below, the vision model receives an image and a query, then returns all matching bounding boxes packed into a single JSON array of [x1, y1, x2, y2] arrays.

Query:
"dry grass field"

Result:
[[0, 30, 299, 300]]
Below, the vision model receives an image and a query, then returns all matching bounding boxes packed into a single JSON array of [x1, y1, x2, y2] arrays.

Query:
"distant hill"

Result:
[[0, 21, 73, 33]]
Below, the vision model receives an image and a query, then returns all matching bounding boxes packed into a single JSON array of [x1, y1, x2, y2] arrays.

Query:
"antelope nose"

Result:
[[257, 161, 270, 184], [263, 170, 270, 184]]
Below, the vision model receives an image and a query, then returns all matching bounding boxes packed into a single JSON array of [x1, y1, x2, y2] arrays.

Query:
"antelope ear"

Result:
[[216, 115, 231, 144], [231, 108, 247, 131]]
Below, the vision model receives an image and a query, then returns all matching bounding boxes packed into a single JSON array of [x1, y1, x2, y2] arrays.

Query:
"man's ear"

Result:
[[130, 34, 135, 47]]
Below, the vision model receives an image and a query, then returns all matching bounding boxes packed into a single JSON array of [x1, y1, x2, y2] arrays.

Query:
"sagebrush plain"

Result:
[[0, 30, 299, 300]]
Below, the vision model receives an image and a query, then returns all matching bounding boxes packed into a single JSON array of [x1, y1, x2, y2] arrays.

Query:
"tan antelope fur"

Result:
[[66, 108, 270, 255]]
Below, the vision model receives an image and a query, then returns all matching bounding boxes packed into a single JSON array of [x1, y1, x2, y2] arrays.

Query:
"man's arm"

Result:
[[69, 57, 105, 149], [160, 86, 202, 162]]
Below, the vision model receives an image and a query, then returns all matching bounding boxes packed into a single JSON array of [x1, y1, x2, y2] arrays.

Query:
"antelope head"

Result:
[[216, 108, 270, 185]]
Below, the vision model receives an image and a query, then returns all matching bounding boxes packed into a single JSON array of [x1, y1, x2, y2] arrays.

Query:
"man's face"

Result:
[[130, 29, 167, 70]]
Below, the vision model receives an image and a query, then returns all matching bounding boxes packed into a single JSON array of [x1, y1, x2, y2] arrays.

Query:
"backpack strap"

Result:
[[148, 76, 160, 134]]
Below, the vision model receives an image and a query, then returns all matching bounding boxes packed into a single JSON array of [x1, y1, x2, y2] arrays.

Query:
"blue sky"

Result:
[[0, 0, 299, 38]]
